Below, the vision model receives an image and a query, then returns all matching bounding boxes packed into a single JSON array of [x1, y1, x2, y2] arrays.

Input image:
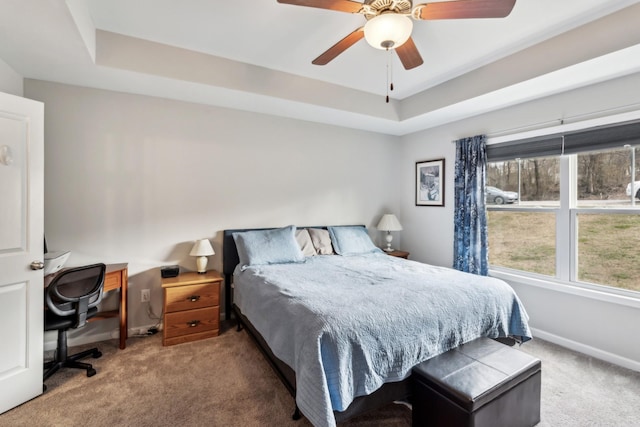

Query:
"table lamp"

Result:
[[190, 239, 214, 274], [376, 214, 403, 252]]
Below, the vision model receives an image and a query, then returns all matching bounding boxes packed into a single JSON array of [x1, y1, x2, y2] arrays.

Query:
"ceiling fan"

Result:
[[277, 0, 517, 70]]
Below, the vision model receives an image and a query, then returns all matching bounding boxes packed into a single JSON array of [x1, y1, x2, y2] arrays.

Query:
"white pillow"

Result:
[[307, 228, 334, 255], [295, 229, 316, 257]]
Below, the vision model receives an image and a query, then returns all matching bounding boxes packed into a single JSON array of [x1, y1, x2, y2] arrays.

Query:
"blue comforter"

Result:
[[234, 253, 531, 427]]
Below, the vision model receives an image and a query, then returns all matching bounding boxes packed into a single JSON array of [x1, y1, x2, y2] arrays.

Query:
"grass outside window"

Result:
[[488, 211, 555, 277], [488, 211, 640, 292], [577, 214, 640, 292]]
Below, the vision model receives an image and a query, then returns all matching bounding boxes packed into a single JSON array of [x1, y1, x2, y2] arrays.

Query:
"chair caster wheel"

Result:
[[93, 351, 102, 359], [87, 368, 97, 377]]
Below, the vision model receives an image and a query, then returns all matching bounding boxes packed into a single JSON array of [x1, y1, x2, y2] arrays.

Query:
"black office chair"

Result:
[[44, 263, 106, 384]]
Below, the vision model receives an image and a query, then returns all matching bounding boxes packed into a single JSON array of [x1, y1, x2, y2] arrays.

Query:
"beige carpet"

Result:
[[2, 323, 409, 427], [1, 322, 639, 426]]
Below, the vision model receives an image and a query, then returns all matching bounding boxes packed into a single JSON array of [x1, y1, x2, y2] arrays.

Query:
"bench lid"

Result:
[[413, 338, 541, 412]]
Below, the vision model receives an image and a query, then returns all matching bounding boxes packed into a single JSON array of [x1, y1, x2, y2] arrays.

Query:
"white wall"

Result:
[[0, 57, 22, 96], [399, 71, 640, 371], [25, 70, 640, 370], [25, 79, 401, 345]]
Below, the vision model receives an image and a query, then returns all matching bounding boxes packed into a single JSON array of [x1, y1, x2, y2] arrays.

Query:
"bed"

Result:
[[223, 225, 531, 427]]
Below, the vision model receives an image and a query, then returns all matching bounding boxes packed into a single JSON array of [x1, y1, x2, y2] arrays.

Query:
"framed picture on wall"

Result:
[[416, 159, 445, 206]]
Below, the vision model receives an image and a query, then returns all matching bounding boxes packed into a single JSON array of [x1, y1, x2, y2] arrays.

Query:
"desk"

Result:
[[97, 263, 128, 349], [46, 263, 129, 349]]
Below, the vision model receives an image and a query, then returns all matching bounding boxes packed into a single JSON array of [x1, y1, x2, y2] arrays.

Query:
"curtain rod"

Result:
[[450, 102, 640, 144]]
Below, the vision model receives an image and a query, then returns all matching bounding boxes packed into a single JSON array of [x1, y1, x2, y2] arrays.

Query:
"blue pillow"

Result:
[[328, 226, 382, 256], [233, 225, 305, 270]]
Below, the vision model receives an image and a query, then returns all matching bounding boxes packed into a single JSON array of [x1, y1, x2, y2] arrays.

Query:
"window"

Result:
[[486, 119, 640, 296]]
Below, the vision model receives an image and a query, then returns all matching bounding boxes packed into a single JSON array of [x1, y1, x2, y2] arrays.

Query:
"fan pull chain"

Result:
[[390, 49, 394, 92], [386, 51, 389, 103], [386, 49, 394, 103]]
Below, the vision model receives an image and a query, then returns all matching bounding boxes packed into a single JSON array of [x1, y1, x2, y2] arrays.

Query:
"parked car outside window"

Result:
[[486, 186, 518, 204], [626, 181, 640, 200]]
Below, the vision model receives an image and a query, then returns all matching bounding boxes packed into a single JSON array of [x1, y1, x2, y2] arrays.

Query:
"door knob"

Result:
[[30, 261, 44, 270]]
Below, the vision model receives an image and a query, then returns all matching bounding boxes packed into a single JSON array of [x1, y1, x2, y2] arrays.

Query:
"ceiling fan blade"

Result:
[[414, 0, 516, 20], [395, 37, 423, 70], [312, 28, 365, 65], [277, 0, 364, 13]]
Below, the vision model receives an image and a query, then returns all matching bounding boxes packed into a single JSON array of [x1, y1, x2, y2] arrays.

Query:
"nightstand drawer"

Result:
[[164, 282, 219, 313], [164, 306, 219, 339]]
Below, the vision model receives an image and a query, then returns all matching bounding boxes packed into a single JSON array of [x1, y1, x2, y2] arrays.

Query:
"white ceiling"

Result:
[[1, 0, 640, 135]]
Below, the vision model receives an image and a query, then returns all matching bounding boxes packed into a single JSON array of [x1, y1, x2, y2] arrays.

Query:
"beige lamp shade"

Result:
[[376, 214, 403, 231], [190, 239, 214, 273], [376, 214, 403, 252]]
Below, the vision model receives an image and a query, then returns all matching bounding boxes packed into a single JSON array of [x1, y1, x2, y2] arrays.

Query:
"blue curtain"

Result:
[[453, 135, 488, 275]]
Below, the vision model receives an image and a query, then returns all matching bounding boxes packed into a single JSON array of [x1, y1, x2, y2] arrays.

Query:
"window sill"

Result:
[[490, 268, 640, 310]]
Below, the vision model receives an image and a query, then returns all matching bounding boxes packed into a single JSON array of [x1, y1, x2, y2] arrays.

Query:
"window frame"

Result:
[[486, 113, 640, 301]]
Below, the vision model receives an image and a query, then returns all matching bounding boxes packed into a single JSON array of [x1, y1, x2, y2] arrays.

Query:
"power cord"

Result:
[[131, 302, 164, 337], [146, 301, 162, 322], [145, 301, 163, 335]]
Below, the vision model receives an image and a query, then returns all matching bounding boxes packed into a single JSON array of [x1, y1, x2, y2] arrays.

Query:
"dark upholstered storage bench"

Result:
[[412, 337, 541, 427]]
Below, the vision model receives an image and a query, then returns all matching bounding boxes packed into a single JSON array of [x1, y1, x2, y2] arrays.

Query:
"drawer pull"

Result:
[[187, 320, 201, 327], [187, 295, 201, 302]]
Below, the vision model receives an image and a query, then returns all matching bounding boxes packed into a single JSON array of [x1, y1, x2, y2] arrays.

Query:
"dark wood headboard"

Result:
[[222, 225, 364, 320]]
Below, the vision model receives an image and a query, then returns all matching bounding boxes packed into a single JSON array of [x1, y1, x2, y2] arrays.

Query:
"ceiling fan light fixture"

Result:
[[364, 13, 413, 50]]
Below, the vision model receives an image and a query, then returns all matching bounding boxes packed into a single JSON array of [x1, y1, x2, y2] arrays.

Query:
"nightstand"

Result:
[[161, 270, 222, 346], [386, 250, 409, 259]]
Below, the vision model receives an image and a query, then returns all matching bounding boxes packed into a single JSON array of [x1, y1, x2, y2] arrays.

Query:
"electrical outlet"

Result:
[[141, 289, 150, 302]]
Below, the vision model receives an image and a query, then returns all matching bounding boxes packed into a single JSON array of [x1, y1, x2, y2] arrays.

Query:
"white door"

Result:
[[0, 91, 44, 414]]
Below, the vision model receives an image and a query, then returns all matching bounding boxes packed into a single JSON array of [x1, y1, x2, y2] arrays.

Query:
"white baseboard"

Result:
[[44, 324, 159, 353], [531, 327, 640, 372]]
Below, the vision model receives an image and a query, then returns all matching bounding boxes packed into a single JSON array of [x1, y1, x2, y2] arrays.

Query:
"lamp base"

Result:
[[384, 232, 394, 252], [196, 256, 208, 274], [383, 247, 394, 252]]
